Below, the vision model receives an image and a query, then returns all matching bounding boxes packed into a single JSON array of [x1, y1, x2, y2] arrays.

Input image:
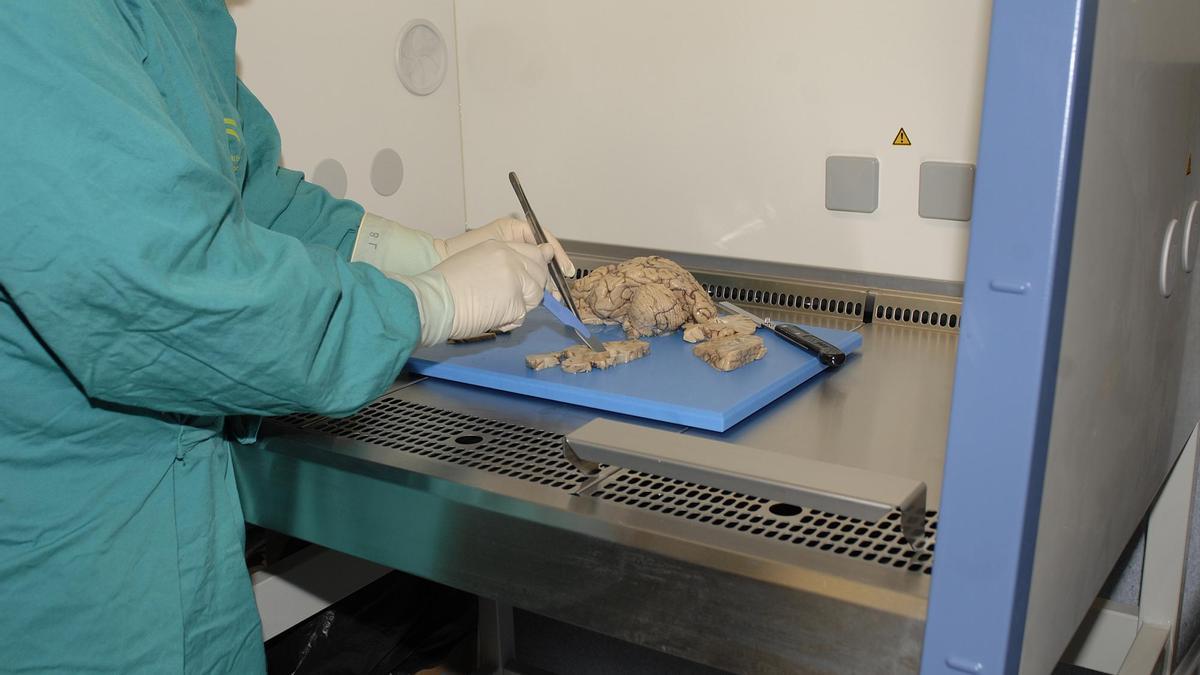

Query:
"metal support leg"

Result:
[[1062, 424, 1200, 675], [1117, 623, 1169, 675], [476, 597, 516, 675]]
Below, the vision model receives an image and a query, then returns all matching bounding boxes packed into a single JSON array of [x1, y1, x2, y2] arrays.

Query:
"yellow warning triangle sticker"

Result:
[[893, 128, 912, 146]]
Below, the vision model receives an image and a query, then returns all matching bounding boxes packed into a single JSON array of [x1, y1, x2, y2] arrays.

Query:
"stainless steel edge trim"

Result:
[[566, 418, 929, 549]]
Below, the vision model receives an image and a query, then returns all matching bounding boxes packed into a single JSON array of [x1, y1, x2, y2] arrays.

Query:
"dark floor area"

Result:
[[1053, 666, 1104, 675], [513, 609, 729, 675], [266, 572, 476, 675]]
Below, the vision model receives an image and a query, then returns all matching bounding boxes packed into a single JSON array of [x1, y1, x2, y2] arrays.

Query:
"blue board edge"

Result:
[[410, 358, 720, 428], [719, 330, 864, 429], [408, 326, 862, 433]]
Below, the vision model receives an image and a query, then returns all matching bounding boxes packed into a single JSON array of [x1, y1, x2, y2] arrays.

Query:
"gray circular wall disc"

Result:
[[310, 158, 348, 199], [371, 148, 405, 196]]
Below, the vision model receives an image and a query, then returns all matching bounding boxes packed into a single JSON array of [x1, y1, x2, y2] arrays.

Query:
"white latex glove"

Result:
[[434, 217, 576, 278], [391, 240, 554, 346]]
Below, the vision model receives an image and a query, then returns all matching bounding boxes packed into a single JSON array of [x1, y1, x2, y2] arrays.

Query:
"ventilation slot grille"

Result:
[[571, 257, 961, 332], [874, 303, 959, 329], [702, 283, 863, 318], [283, 398, 589, 491], [593, 470, 937, 574], [277, 400, 937, 573], [277, 412, 323, 428]]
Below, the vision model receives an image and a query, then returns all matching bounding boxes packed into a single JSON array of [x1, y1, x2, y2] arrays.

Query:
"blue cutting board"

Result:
[[407, 309, 862, 432]]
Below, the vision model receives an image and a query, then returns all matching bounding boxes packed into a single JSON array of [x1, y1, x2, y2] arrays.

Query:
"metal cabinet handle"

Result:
[[564, 419, 928, 550]]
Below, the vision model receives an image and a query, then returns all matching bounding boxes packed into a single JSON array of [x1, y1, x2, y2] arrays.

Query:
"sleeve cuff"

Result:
[[350, 213, 444, 276]]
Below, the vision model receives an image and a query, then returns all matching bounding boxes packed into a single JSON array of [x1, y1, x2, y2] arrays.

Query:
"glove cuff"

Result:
[[388, 270, 455, 347], [431, 237, 450, 261], [351, 213, 443, 276]]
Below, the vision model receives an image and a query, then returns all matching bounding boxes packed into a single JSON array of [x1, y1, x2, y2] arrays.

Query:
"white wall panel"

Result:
[[456, 1, 992, 281], [229, 0, 466, 237]]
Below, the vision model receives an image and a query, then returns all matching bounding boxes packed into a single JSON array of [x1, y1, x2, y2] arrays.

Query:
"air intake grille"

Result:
[[703, 282, 864, 318], [278, 398, 937, 573], [571, 255, 963, 333], [284, 398, 588, 491], [591, 470, 937, 574], [875, 303, 959, 329]]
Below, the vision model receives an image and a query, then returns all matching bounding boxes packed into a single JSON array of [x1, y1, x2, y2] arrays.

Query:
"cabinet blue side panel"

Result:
[[921, 2, 1096, 674]]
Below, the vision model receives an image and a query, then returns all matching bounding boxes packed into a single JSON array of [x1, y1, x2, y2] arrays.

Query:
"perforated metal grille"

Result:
[[277, 412, 323, 428], [592, 470, 938, 574], [875, 303, 959, 329], [703, 282, 864, 318], [277, 399, 937, 573], [287, 398, 589, 491]]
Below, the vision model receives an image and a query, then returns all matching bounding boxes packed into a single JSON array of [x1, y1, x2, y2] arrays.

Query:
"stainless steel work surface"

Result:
[[396, 314, 955, 507], [235, 309, 954, 674]]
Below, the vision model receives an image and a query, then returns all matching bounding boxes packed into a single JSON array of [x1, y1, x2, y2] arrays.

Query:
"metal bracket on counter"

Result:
[[561, 440, 601, 476], [564, 419, 928, 551]]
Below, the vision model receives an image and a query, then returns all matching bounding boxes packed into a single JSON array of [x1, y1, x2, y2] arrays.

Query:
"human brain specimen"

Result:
[[570, 256, 719, 338], [523, 256, 767, 373]]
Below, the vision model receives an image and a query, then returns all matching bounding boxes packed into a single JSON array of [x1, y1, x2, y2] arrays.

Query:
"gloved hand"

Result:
[[391, 240, 554, 346], [352, 215, 576, 287], [434, 217, 576, 278]]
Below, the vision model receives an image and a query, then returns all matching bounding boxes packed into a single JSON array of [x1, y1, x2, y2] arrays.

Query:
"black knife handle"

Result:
[[771, 324, 846, 367]]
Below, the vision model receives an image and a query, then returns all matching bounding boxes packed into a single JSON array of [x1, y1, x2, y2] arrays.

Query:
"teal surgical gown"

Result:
[[0, 2, 426, 672]]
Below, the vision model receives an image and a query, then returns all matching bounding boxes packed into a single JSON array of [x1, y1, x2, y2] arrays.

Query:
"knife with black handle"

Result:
[[718, 301, 847, 367]]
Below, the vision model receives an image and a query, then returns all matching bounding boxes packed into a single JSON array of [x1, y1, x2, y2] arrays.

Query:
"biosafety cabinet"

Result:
[[229, 1, 1200, 673]]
